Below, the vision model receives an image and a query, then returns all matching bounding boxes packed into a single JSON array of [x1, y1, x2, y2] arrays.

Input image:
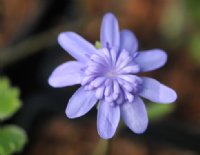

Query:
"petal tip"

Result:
[[166, 88, 177, 103], [57, 32, 72, 47], [103, 12, 116, 19], [140, 77, 178, 104], [57, 32, 65, 43], [121, 98, 148, 135], [48, 76, 54, 87], [65, 104, 80, 119], [159, 85, 177, 104], [101, 12, 120, 50], [120, 29, 138, 53], [135, 49, 168, 72], [132, 124, 148, 134], [152, 49, 168, 68], [97, 127, 115, 139], [65, 109, 75, 119], [65, 87, 97, 119], [97, 101, 120, 139], [99, 134, 113, 140], [48, 75, 60, 88]]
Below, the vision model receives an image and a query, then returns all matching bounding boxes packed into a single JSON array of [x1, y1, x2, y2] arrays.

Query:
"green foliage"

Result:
[[147, 103, 175, 121], [189, 34, 200, 64], [95, 41, 102, 49], [159, 0, 185, 41], [185, 0, 200, 26], [0, 77, 21, 121], [0, 125, 27, 155], [0, 77, 27, 155]]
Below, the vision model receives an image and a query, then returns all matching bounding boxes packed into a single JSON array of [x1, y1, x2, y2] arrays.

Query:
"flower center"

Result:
[[81, 48, 142, 104], [106, 71, 117, 78]]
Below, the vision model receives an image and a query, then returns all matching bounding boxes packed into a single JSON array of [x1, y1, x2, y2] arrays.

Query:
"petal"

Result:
[[100, 13, 120, 51], [134, 49, 167, 72], [121, 97, 148, 134], [97, 101, 120, 139], [120, 29, 138, 53], [58, 32, 97, 63], [139, 77, 177, 103], [66, 87, 97, 118], [48, 61, 83, 87]]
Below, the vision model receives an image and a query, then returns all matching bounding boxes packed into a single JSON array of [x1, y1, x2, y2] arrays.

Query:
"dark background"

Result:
[[0, 0, 200, 154]]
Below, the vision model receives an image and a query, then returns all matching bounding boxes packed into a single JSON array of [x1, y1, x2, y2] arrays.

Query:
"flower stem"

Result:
[[91, 138, 112, 155], [92, 122, 125, 155], [105, 138, 112, 155], [92, 139, 108, 155]]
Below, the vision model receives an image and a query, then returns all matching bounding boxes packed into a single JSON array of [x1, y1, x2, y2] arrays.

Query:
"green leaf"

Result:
[[95, 41, 102, 49], [0, 77, 21, 121], [147, 103, 175, 121], [0, 125, 27, 155]]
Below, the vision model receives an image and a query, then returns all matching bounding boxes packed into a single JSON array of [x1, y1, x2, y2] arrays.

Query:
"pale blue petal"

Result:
[[134, 49, 167, 72], [66, 87, 97, 118], [100, 13, 120, 51], [121, 97, 148, 134], [120, 29, 138, 53], [48, 61, 83, 87], [140, 77, 177, 103], [97, 101, 120, 139], [58, 32, 97, 63]]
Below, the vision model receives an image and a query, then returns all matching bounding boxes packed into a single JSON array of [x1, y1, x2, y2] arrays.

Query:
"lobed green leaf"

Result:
[[0, 125, 27, 155], [0, 77, 21, 121]]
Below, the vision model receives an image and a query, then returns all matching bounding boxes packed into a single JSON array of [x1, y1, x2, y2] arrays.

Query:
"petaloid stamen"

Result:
[[82, 47, 142, 104]]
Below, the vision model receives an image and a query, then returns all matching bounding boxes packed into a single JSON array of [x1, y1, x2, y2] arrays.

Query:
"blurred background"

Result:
[[0, 0, 200, 155]]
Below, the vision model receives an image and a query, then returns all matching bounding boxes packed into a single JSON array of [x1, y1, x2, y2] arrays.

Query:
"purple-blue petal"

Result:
[[134, 49, 167, 72], [120, 29, 138, 53], [48, 61, 83, 87], [66, 87, 97, 118], [120, 97, 148, 134], [97, 100, 120, 139], [139, 77, 177, 103], [100, 13, 120, 51], [58, 32, 97, 63]]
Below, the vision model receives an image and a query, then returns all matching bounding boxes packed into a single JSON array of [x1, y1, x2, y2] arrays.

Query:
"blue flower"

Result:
[[48, 13, 177, 139]]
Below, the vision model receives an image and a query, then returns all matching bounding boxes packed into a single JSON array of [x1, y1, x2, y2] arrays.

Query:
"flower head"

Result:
[[48, 13, 177, 139]]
